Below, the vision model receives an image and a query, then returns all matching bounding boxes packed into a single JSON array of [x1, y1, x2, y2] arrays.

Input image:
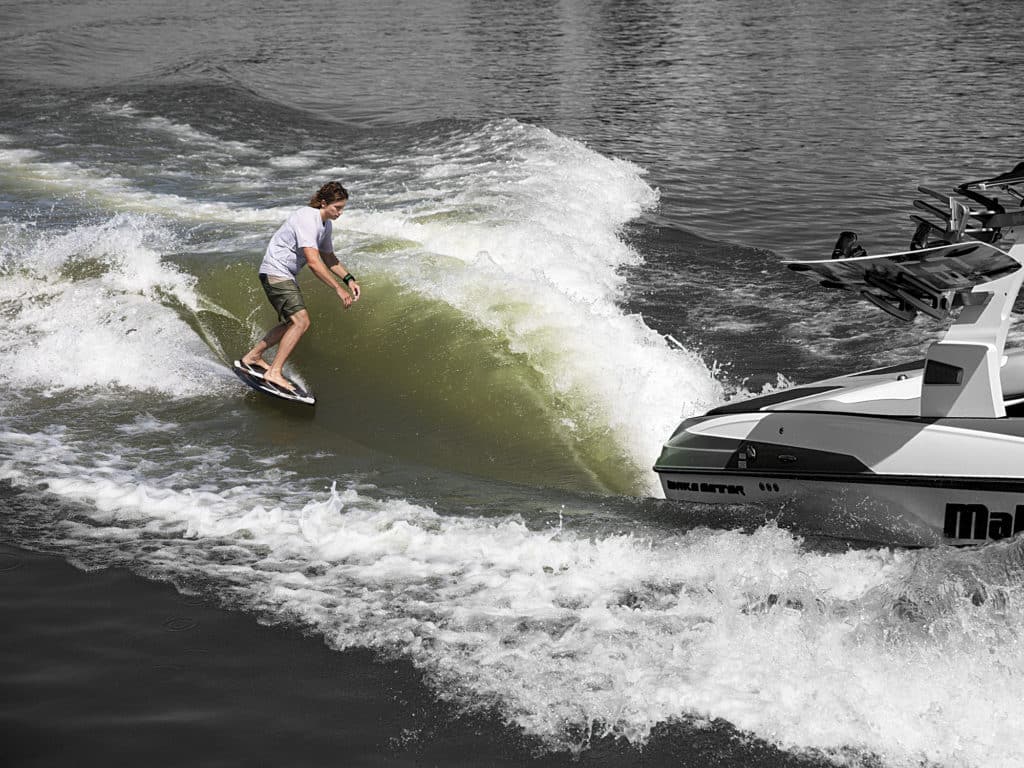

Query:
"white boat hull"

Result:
[[653, 380, 1024, 546], [658, 468, 1024, 546]]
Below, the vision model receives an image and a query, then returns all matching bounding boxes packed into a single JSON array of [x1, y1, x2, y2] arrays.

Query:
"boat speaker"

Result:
[[910, 220, 932, 250], [831, 231, 867, 259], [910, 220, 951, 250]]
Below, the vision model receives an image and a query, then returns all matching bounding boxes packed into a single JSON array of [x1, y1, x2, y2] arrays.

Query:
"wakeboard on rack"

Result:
[[232, 360, 316, 406], [784, 241, 1021, 322]]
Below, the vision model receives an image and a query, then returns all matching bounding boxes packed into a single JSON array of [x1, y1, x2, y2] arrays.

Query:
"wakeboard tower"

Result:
[[654, 164, 1024, 546]]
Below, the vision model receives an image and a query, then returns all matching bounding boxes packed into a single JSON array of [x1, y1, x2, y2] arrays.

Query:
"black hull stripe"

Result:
[[697, 410, 1024, 432], [653, 467, 1024, 493]]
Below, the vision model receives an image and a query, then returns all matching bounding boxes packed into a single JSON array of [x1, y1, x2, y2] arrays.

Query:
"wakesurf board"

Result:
[[232, 360, 316, 406]]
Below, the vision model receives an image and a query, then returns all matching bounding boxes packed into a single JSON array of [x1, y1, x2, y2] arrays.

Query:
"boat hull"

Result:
[[654, 409, 1024, 546], [657, 468, 1024, 546]]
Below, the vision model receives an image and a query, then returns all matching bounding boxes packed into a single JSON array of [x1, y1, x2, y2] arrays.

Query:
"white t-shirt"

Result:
[[259, 206, 333, 279]]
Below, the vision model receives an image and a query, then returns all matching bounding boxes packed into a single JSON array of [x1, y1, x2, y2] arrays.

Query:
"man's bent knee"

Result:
[[289, 310, 311, 332]]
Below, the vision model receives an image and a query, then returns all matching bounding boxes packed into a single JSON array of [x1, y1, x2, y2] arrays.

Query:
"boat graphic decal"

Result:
[[666, 480, 746, 496], [943, 503, 1024, 540]]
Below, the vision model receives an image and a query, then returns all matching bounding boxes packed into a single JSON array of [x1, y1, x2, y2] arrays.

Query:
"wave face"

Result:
[[0, 110, 722, 494]]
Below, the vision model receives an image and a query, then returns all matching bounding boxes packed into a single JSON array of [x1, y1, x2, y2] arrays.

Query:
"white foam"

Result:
[[0, 147, 43, 164], [5, 421, 1024, 766], [91, 99, 260, 156], [115, 413, 179, 435], [141, 115, 259, 155], [91, 99, 140, 118], [0, 146, 288, 225], [269, 151, 322, 169], [0, 214, 228, 397]]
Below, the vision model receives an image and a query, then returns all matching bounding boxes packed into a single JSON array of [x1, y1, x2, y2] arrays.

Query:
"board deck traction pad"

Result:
[[232, 360, 316, 405]]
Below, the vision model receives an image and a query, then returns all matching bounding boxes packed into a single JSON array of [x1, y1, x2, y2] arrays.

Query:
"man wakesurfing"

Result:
[[240, 181, 360, 393]]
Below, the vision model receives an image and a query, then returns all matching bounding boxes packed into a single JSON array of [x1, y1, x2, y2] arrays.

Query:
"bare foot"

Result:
[[263, 370, 296, 393], [241, 356, 269, 374]]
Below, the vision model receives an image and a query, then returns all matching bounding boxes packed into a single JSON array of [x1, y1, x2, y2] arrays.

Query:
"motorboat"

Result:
[[654, 164, 1024, 545]]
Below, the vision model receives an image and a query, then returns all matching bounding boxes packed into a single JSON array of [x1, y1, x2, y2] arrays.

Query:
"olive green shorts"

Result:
[[259, 274, 306, 322]]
